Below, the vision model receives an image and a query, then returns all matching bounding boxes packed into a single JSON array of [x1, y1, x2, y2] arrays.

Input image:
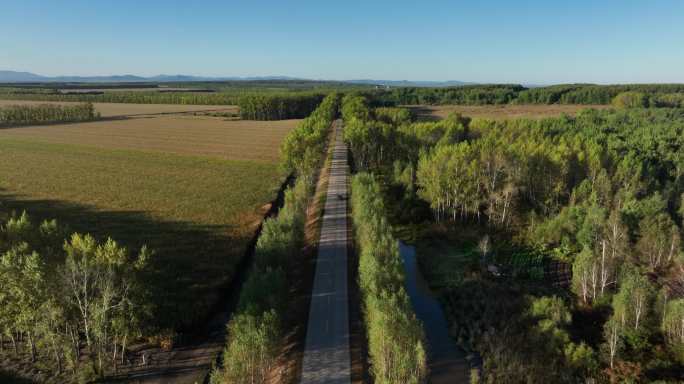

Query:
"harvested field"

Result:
[[0, 116, 298, 162], [407, 104, 611, 121], [0, 99, 237, 117]]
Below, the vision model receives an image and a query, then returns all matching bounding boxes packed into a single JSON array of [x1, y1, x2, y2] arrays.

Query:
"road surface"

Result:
[[300, 120, 351, 384]]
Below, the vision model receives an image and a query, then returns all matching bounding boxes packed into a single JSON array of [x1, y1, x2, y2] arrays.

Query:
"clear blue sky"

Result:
[[2, 0, 683, 84]]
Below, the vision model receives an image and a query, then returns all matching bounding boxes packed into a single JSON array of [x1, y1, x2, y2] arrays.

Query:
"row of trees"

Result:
[[0, 90, 240, 105], [0, 212, 152, 380], [210, 179, 309, 384], [0, 103, 99, 127], [211, 92, 339, 383], [350, 173, 427, 383], [237, 93, 324, 120], [339, 94, 684, 381], [280, 93, 340, 182], [368, 84, 523, 106]]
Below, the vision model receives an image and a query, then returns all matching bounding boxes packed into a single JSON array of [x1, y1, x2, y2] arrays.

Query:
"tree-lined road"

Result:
[[300, 120, 351, 384]]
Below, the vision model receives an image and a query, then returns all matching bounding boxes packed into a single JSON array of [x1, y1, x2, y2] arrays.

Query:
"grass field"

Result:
[[0, 116, 298, 162], [0, 111, 294, 329], [0, 99, 238, 117], [406, 104, 611, 120]]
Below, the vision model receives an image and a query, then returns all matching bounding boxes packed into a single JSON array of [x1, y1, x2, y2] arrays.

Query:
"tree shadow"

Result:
[[0, 190, 248, 333]]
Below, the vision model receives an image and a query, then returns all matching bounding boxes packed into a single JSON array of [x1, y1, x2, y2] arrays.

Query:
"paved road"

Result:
[[300, 120, 351, 384]]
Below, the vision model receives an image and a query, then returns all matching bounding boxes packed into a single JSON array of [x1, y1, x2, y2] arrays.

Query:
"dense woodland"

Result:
[[341, 94, 684, 383], [0, 103, 98, 127]]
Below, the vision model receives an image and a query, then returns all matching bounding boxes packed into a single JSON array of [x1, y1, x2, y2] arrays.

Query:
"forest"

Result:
[[367, 83, 684, 107], [340, 93, 684, 383], [0, 103, 99, 127], [0, 212, 153, 380]]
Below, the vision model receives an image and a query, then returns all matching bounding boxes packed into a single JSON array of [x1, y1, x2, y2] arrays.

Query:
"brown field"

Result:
[[0, 99, 237, 117], [406, 104, 611, 120], [0, 115, 297, 162]]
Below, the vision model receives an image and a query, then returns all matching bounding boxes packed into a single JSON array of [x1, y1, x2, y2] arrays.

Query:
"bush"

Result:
[[612, 92, 649, 108]]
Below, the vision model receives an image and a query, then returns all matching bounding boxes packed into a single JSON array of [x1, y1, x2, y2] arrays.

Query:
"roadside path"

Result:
[[300, 120, 351, 384]]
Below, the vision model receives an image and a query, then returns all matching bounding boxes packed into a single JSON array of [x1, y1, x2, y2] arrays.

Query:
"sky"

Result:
[[1, 0, 683, 84]]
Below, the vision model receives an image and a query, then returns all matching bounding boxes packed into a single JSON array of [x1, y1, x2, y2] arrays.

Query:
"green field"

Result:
[[0, 136, 286, 329]]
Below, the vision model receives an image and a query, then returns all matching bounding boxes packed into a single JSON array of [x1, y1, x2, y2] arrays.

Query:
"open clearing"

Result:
[[0, 99, 238, 117], [0, 116, 298, 162], [407, 104, 611, 120]]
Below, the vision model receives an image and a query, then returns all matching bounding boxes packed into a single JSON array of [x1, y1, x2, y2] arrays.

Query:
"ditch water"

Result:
[[399, 241, 471, 384]]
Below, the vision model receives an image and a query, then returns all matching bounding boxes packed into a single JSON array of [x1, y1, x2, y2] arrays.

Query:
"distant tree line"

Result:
[[366, 84, 524, 106], [0, 212, 152, 381], [0, 103, 99, 127], [364, 83, 684, 107], [3, 82, 684, 108], [0, 90, 241, 105], [237, 93, 324, 120]]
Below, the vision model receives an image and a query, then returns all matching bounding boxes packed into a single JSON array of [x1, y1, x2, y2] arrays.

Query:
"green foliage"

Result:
[[211, 310, 280, 384], [0, 211, 151, 378], [341, 93, 684, 380], [280, 93, 339, 182], [612, 92, 649, 109], [351, 173, 427, 383], [237, 93, 324, 120], [0, 103, 98, 127], [369, 84, 524, 105], [213, 177, 311, 382]]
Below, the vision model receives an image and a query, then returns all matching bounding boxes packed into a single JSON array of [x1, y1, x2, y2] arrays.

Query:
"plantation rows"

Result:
[[0, 102, 98, 127]]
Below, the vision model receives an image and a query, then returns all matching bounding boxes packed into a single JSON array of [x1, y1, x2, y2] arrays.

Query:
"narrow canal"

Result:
[[399, 241, 470, 384]]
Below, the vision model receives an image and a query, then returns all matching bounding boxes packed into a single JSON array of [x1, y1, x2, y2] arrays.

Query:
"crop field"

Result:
[[0, 115, 298, 162], [0, 112, 295, 329], [0, 99, 238, 117], [407, 103, 610, 120]]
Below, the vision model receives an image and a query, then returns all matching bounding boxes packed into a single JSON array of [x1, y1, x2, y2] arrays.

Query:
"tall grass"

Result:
[[351, 173, 427, 384]]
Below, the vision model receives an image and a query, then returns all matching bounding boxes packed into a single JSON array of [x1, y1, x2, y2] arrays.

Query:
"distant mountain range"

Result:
[[0, 70, 303, 83], [0, 70, 474, 87]]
